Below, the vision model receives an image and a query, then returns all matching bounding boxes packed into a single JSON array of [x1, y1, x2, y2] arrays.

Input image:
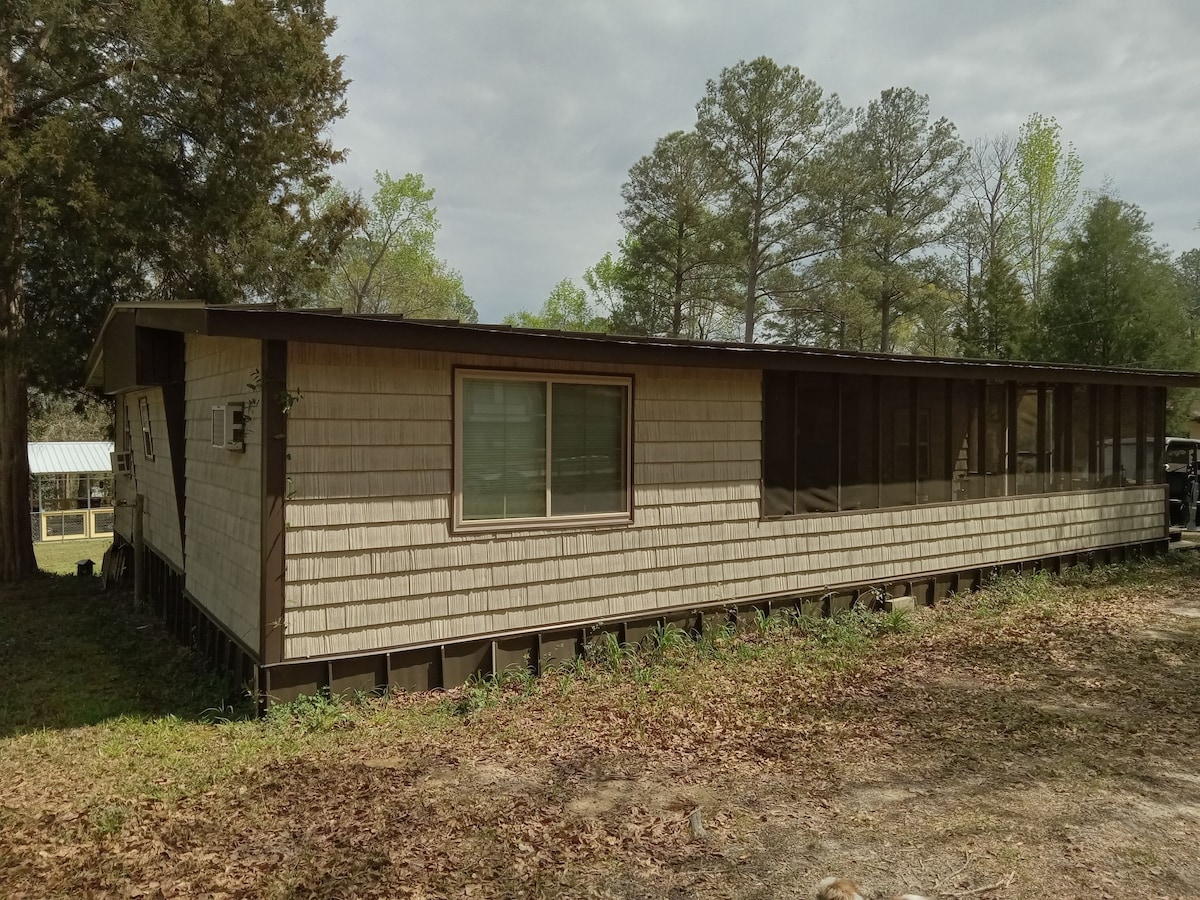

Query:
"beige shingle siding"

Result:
[[121, 389, 183, 570], [112, 398, 136, 541], [183, 334, 262, 651], [282, 342, 1165, 661]]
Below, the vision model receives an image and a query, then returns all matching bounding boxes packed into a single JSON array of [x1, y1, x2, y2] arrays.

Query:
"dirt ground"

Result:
[[2, 558, 1200, 899]]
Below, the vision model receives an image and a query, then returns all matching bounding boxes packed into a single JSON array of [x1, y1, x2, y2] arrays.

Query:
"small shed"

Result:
[[28, 441, 116, 542]]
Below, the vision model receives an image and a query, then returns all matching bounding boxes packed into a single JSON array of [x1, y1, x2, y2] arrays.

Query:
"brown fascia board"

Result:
[[83, 302, 212, 390], [86, 302, 1200, 389], [202, 306, 1200, 388]]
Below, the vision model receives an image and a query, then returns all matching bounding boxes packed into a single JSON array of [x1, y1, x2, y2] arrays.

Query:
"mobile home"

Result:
[[85, 303, 1195, 702]]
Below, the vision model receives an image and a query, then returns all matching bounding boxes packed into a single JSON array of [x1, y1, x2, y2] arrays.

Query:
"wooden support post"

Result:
[[132, 494, 145, 606]]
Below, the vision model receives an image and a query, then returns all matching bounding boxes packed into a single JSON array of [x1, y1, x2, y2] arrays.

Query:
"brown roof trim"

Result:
[[87, 303, 1200, 389]]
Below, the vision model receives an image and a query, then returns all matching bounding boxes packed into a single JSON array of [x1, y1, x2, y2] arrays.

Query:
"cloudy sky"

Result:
[[325, 0, 1200, 324]]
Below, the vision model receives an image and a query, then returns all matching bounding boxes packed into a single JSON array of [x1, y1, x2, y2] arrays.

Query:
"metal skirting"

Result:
[[248, 537, 1169, 706], [132, 539, 1169, 707], [135, 544, 259, 692]]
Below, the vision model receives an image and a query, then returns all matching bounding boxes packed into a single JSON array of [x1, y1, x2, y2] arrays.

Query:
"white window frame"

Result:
[[453, 368, 633, 532]]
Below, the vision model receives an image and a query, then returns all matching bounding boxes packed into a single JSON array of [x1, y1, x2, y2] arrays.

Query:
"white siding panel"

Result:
[[183, 334, 262, 650], [121, 389, 183, 570]]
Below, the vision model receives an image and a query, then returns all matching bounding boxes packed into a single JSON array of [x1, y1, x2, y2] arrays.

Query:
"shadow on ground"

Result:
[[0, 575, 241, 736]]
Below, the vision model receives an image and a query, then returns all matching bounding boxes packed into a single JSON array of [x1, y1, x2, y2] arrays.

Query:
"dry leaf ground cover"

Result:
[[3, 552, 1200, 899]]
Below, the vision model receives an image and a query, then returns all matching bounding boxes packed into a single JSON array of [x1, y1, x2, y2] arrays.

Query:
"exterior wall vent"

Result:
[[211, 402, 246, 451], [112, 450, 134, 476]]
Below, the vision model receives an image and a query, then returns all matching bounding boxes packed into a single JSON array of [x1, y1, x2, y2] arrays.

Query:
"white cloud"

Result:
[[326, 0, 1200, 322]]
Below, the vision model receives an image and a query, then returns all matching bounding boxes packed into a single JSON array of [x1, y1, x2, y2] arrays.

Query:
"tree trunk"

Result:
[[0, 224, 38, 583], [743, 245, 758, 343], [672, 230, 684, 338], [1, 49, 36, 579], [879, 288, 891, 354], [744, 205, 762, 343]]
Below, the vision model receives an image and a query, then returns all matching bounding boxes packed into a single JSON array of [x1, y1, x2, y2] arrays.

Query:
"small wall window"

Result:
[[454, 370, 631, 529], [138, 396, 154, 460]]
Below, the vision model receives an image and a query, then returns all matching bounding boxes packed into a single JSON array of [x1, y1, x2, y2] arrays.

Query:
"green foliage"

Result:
[[265, 689, 360, 734], [608, 67, 1192, 371], [1033, 196, 1192, 368], [957, 255, 1029, 358], [974, 569, 1056, 615], [8, 0, 352, 332], [872, 608, 916, 635], [614, 131, 740, 339], [1, 573, 247, 736], [1176, 249, 1200, 332], [505, 278, 608, 332], [89, 802, 132, 838], [27, 389, 112, 441], [1011, 113, 1084, 305], [644, 622, 689, 658], [584, 630, 630, 669], [316, 171, 477, 321], [451, 674, 502, 718], [696, 56, 848, 341], [2, 0, 354, 580], [828, 87, 967, 352]]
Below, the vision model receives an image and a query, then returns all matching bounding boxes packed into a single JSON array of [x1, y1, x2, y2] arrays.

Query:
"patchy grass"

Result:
[[0, 574, 241, 736], [33, 537, 112, 576], [2, 554, 1200, 898]]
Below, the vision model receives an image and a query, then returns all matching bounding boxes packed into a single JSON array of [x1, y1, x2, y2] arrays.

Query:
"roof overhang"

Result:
[[85, 302, 1200, 391]]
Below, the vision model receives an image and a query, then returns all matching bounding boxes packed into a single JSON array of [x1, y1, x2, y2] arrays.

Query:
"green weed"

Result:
[[497, 663, 537, 694], [645, 622, 689, 659], [584, 630, 630, 669], [451, 673, 500, 718], [869, 607, 915, 635], [266, 689, 359, 733], [89, 801, 131, 837], [696, 614, 735, 655]]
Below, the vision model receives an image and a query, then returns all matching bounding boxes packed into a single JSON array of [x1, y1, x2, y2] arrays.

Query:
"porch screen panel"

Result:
[[550, 383, 627, 516], [762, 371, 838, 515], [461, 379, 547, 520], [919, 379, 951, 503], [840, 375, 879, 510], [1116, 385, 1141, 486], [1096, 385, 1116, 486], [762, 370, 797, 517], [1014, 385, 1040, 494], [880, 378, 917, 508], [984, 382, 1008, 497], [794, 374, 838, 513], [1150, 388, 1166, 484], [1071, 384, 1091, 489], [1050, 384, 1072, 491], [949, 380, 979, 500]]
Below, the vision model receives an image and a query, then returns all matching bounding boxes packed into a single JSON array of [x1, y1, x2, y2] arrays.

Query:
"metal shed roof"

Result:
[[28, 442, 114, 475]]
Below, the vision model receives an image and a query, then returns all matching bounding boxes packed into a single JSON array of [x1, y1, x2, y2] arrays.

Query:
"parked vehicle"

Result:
[[1165, 437, 1200, 529]]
